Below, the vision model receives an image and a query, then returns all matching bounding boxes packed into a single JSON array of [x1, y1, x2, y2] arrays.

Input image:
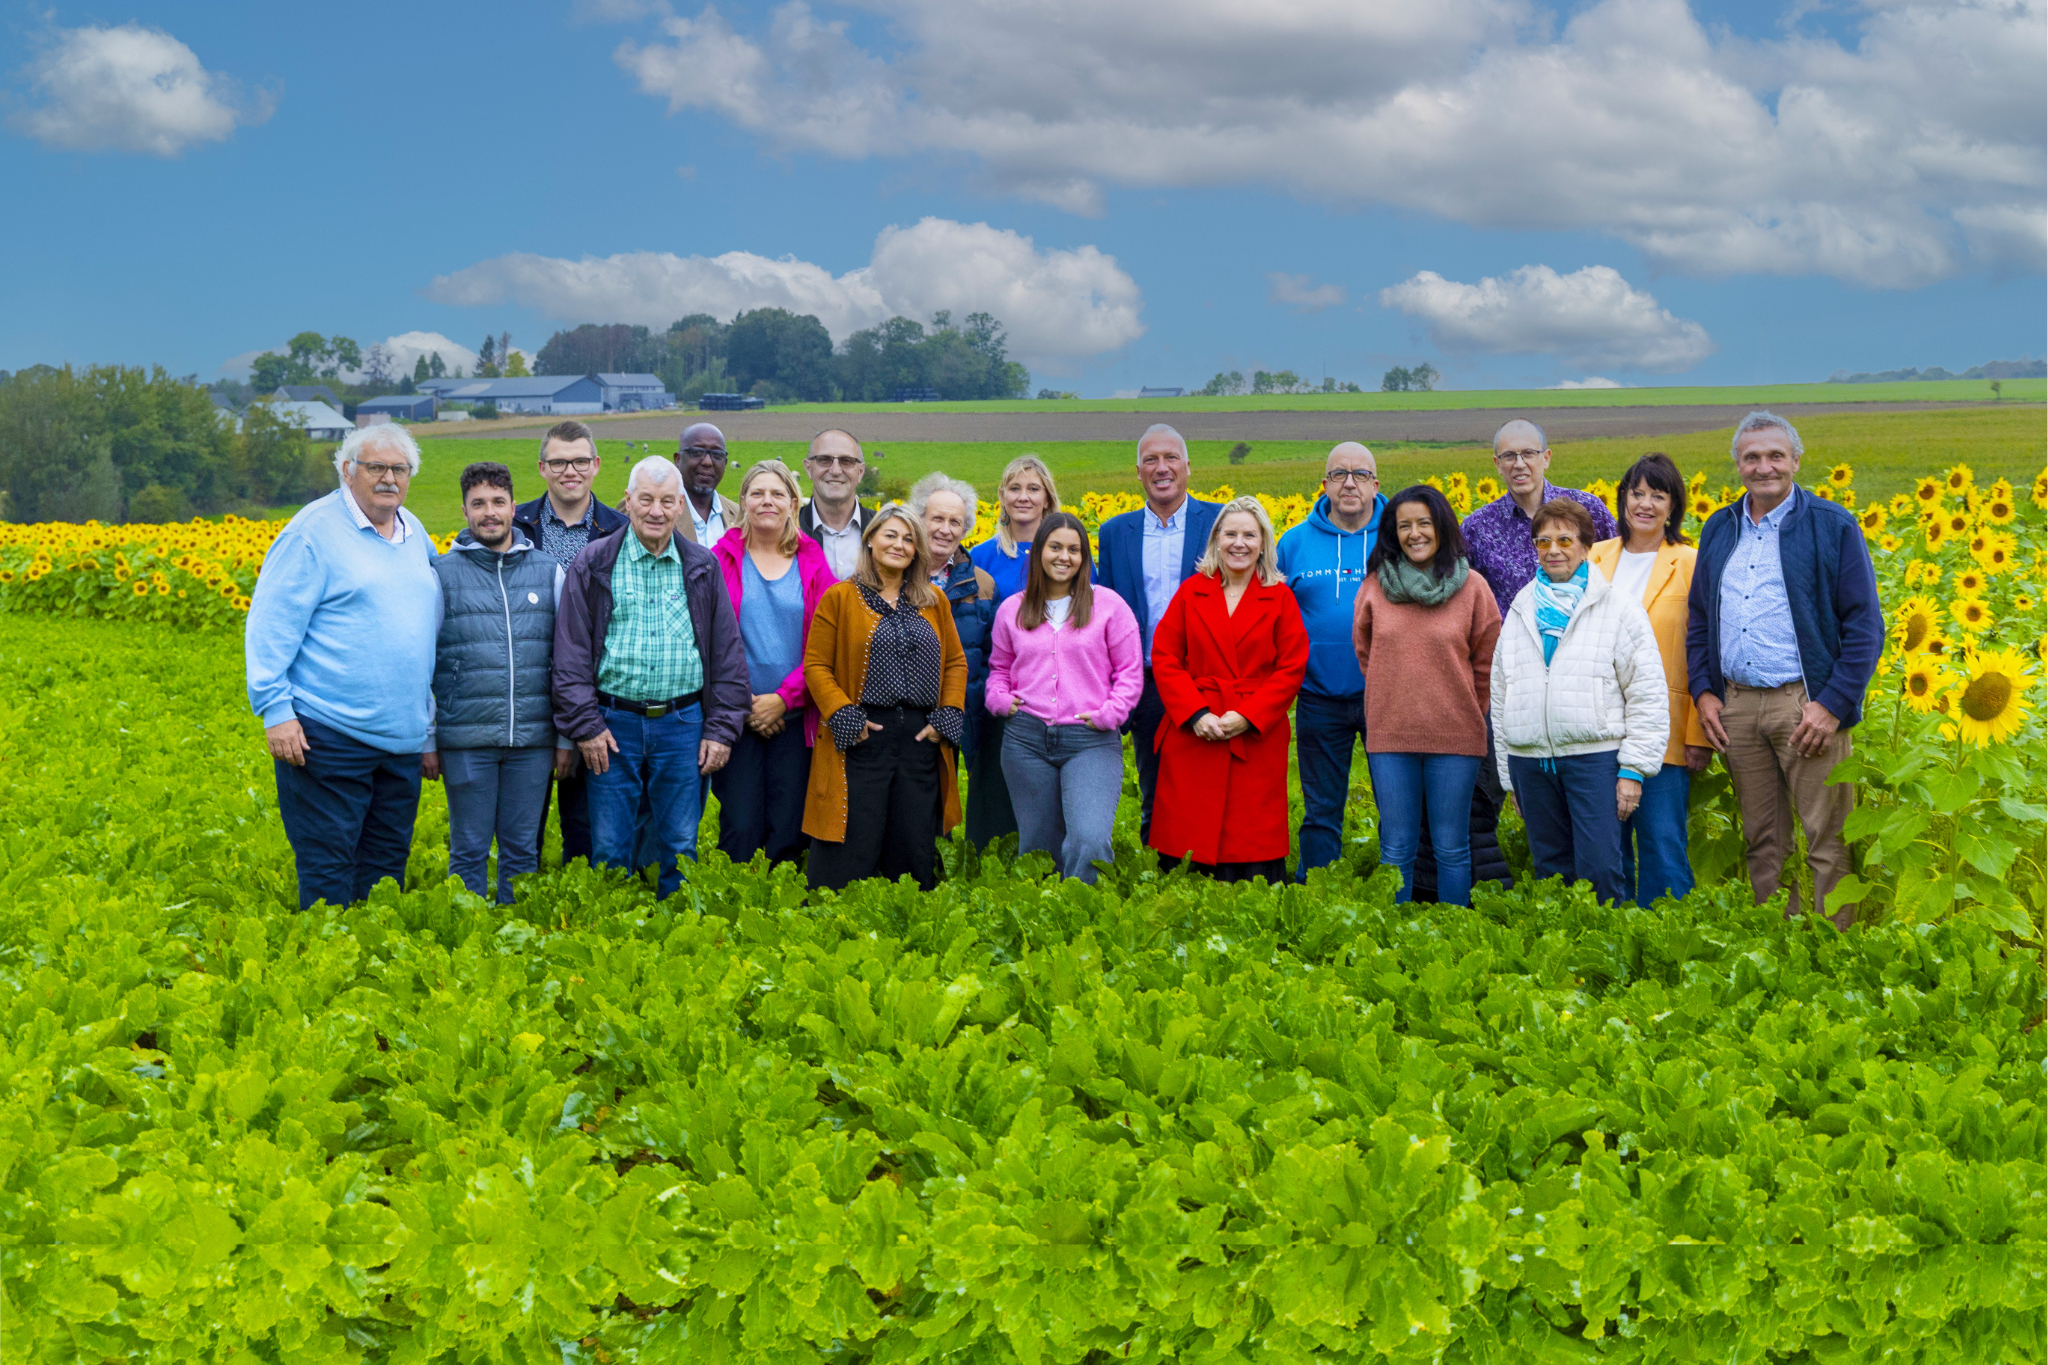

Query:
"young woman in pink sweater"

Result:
[[984, 514, 1144, 882], [1351, 484, 1501, 905]]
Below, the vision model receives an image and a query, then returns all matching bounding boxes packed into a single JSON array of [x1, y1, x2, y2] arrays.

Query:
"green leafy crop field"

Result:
[[3, 615, 2042, 1362]]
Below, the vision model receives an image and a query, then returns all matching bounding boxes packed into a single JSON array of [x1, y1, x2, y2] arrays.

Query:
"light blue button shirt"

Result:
[[1140, 498, 1188, 663], [1719, 493, 1804, 688]]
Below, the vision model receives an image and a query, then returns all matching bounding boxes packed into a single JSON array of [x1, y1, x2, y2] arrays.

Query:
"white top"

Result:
[[813, 516, 862, 579], [1612, 547, 1658, 602], [1044, 596, 1073, 628], [689, 499, 726, 547]]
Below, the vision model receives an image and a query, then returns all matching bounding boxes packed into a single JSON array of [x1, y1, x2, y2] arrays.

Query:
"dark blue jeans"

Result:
[[587, 703, 704, 899], [538, 765, 593, 866], [1508, 750, 1627, 905], [274, 715, 422, 911], [442, 745, 554, 903], [1294, 690, 1366, 880], [712, 721, 810, 865], [1365, 752, 1482, 906], [1622, 763, 1694, 905]]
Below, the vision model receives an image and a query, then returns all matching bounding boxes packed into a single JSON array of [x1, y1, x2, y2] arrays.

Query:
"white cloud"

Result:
[[609, 0, 2046, 287], [423, 217, 1145, 366], [1549, 376, 1626, 389], [1267, 273, 1347, 314], [1379, 265, 1716, 372], [9, 23, 273, 156]]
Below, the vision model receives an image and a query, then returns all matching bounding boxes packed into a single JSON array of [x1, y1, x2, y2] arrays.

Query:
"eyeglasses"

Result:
[[1533, 535, 1580, 549], [1325, 469, 1378, 485], [1496, 450, 1544, 467], [808, 455, 862, 470], [679, 445, 725, 458], [353, 461, 412, 479], [541, 457, 594, 474]]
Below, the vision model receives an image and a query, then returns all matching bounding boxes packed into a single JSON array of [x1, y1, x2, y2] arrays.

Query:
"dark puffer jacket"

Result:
[[935, 553, 995, 761], [431, 529, 561, 750]]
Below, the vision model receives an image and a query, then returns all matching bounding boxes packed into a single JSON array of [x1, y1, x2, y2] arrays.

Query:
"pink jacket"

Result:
[[712, 528, 839, 746], [984, 586, 1145, 730]]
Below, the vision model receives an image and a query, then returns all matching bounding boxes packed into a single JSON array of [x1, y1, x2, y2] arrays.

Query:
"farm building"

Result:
[[273, 384, 343, 407], [1138, 386, 1186, 398], [356, 394, 437, 422], [437, 376, 606, 414], [595, 374, 675, 411], [268, 400, 352, 441]]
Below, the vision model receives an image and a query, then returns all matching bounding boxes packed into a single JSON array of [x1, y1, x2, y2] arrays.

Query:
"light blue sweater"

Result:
[[245, 489, 439, 752]]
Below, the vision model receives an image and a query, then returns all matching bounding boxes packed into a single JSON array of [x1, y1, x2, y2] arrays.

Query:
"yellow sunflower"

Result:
[[1976, 533, 2017, 575], [2013, 593, 2035, 613], [1475, 477, 1501, 501], [1813, 484, 1838, 503], [1900, 655, 1947, 713], [1924, 519, 1948, 551], [1944, 464, 1975, 495], [1889, 493, 1913, 516], [1951, 647, 2035, 746], [1838, 489, 1856, 508], [1879, 534, 1902, 553], [2033, 469, 2047, 510], [1858, 506, 1887, 536], [1953, 567, 1988, 598], [1944, 510, 1972, 537], [1922, 631, 1956, 659], [1892, 595, 1944, 653], [1691, 494, 1716, 519], [1827, 463, 1852, 486], [1967, 531, 1991, 558], [1952, 597, 1993, 635], [1913, 477, 1943, 507]]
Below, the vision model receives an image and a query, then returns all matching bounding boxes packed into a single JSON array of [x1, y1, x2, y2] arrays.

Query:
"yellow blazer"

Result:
[[1590, 538, 1710, 765]]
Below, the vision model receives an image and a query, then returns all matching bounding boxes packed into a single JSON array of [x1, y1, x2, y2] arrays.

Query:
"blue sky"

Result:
[[1, 0, 2041, 395]]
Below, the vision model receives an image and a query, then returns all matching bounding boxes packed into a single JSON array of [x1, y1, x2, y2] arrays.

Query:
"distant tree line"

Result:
[[1199, 370, 1368, 396], [534, 309, 1031, 403], [1827, 357, 2043, 384], [1379, 364, 1439, 393], [0, 366, 327, 524]]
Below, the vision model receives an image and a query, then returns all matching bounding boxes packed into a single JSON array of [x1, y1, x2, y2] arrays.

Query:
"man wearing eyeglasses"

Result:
[[514, 419, 629, 867], [1276, 442, 1386, 880], [798, 429, 871, 578], [246, 425, 439, 910], [676, 422, 742, 547]]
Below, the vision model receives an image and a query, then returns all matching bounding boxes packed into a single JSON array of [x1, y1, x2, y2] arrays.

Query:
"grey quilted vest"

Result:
[[431, 529, 559, 749]]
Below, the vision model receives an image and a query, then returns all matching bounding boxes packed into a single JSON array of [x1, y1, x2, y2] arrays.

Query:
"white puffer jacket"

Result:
[[1491, 568, 1669, 791]]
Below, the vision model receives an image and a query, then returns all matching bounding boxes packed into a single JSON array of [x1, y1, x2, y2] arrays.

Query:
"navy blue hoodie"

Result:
[[1276, 492, 1386, 699]]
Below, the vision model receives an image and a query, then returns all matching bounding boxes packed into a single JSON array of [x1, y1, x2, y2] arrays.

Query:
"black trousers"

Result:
[[713, 722, 810, 866], [1191, 858, 1288, 885], [538, 763, 594, 867], [1127, 668, 1167, 843], [964, 710, 1019, 845], [806, 706, 944, 892]]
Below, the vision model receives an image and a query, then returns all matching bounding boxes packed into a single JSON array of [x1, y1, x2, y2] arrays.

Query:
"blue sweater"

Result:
[[1276, 492, 1385, 698], [245, 489, 440, 751], [1686, 486, 1883, 728]]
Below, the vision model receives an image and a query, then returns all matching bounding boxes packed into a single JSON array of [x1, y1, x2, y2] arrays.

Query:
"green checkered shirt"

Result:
[[597, 533, 704, 701]]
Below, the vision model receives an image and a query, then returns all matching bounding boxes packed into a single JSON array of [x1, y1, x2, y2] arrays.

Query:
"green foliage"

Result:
[[1, 617, 2042, 1363], [1382, 366, 1439, 394]]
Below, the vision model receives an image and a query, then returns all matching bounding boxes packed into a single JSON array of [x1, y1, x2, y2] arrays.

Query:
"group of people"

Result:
[[246, 406, 1880, 928]]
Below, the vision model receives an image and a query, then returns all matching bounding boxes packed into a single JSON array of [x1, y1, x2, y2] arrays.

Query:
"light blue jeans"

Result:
[[442, 746, 554, 903], [1365, 751, 1482, 906], [1001, 713, 1123, 883], [588, 704, 704, 899]]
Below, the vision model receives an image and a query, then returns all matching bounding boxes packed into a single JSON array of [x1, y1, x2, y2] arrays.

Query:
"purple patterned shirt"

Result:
[[1461, 484, 1620, 618]]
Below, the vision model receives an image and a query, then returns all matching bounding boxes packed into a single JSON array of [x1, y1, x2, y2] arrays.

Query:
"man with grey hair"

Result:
[[246, 424, 438, 910], [1688, 410, 1881, 929], [552, 456, 751, 897], [1093, 423, 1223, 841]]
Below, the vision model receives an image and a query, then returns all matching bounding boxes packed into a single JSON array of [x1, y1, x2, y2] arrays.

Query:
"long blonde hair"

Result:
[[738, 458, 802, 556], [853, 504, 936, 609], [993, 454, 1060, 557], [1194, 496, 1282, 586]]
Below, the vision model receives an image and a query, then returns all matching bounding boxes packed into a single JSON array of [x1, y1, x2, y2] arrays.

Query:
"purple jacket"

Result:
[[710, 527, 840, 747], [984, 587, 1145, 730], [1462, 485, 1619, 619], [551, 526, 751, 748]]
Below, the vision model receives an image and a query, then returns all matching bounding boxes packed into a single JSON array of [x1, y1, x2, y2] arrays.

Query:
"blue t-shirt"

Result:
[[739, 554, 804, 694], [969, 535, 1030, 600]]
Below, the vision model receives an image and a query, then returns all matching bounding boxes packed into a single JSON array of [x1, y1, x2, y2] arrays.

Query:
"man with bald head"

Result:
[[677, 421, 741, 547], [1277, 441, 1386, 879], [798, 428, 872, 578]]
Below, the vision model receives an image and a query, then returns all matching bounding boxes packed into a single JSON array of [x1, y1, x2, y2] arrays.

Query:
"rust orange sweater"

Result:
[[1351, 569, 1501, 756]]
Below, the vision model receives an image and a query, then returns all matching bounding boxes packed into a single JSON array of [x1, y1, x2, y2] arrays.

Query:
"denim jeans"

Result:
[[1508, 750, 1626, 905], [1365, 752, 1482, 906], [442, 746, 555, 903], [274, 715, 422, 911], [1000, 713, 1124, 883], [587, 704, 704, 899], [1293, 690, 1366, 880], [1622, 763, 1694, 905]]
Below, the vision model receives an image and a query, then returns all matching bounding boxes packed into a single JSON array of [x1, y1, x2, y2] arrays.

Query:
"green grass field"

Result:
[[401, 406, 2047, 536]]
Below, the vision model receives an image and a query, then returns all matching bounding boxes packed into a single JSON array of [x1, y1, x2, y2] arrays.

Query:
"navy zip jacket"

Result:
[[1685, 485, 1882, 728]]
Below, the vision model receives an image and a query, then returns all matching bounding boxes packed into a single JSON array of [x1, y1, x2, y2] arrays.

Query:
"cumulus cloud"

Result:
[[608, 0, 2045, 287], [1549, 376, 1626, 389], [9, 23, 273, 156], [1379, 265, 1716, 373], [423, 217, 1145, 366], [1267, 273, 1347, 313]]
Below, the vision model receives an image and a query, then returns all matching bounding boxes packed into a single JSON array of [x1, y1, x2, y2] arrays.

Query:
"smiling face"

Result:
[[1623, 480, 1672, 543], [1393, 500, 1438, 567], [678, 423, 729, 498], [1001, 469, 1051, 534], [1734, 427, 1801, 508], [1322, 444, 1379, 521], [1493, 424, 1551, 498], [869, 515, 918, 576], [806, 431, 865, 503], [1136, 433, 1189, 510], [538, 436, 598, 505], [741, 471, 793, 540], [463, 482, 514, 548], [922, 490, 968, 563], [345, 444, 412, 521], [1040, 526, 1085, 586], [1534, 517, 1590, 581], [625, 472, 682, 549], [1215, 510, 1264, 578]]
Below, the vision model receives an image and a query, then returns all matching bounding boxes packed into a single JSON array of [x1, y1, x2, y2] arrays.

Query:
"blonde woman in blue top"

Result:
[[969, 454, 1060, 601]]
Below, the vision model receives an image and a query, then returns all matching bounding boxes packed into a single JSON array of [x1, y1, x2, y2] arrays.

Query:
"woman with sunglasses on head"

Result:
[[984, 513, 1143, 883], [1351, 484, 1501, 906], [1491, 498, 1669, 905]]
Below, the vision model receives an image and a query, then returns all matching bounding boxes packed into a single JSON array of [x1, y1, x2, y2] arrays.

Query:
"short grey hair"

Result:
[[1136, 423, 1187, 460], [907, 471, 979, 538], [1493, 418, 1546, 453], [625, 455, 683, 493], [1731, 410, 1803, 460], [334, 422, 421, 477]]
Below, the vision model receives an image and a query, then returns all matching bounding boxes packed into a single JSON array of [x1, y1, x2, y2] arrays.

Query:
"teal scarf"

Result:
[[1377, 554, 1469, 607], [1532, 561, 1590, 666]]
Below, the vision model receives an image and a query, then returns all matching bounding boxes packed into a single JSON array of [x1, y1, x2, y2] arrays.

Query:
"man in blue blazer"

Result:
[[1093, 423, 1222, 842]]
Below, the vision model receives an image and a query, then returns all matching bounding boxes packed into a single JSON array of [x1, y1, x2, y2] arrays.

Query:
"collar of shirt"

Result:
[[1741, 492, 1797, 530], [690, 498, 725, 539], [340, 480, 410, 544], [623, 532, 681, 564], [1500, 484, 1563, 523], [543, 496, 595, 530], [1143, 498, 1188, 532]]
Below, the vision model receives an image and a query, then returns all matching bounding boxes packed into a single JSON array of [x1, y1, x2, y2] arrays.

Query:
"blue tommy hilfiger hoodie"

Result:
[[1276, 491, 1386, 699]]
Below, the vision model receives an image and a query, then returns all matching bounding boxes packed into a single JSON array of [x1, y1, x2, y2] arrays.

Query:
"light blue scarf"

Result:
[[1531, 560, 1590, 667]]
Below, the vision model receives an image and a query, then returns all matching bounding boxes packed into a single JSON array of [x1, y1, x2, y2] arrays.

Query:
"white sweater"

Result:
[[1491, 568, 1670, 791]]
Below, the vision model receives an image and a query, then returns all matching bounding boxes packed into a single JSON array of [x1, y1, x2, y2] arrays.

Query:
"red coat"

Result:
[[1147, 573, 1309, 865]]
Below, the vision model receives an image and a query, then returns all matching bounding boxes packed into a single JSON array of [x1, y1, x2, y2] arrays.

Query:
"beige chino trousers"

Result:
[[1721, 680, 1857, 928]]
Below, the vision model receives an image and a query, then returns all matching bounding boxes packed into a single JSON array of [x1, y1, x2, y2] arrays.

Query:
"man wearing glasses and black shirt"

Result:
[[798, 428, 871, 579], [514, 419, 628, 865]]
